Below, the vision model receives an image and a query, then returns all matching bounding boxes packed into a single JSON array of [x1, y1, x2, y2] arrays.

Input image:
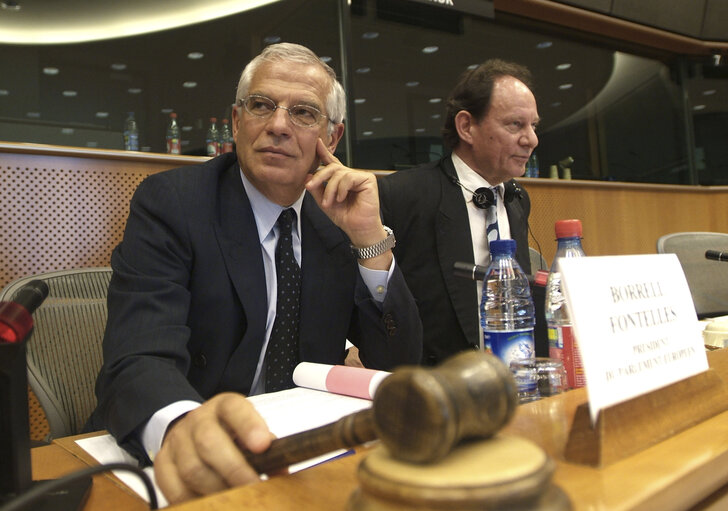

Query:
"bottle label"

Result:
[[222, 142, 234, 153], [484, 328, 534, 368], [167, 138, 181, 154], [207, 141, 219, 157], [548, 325, 585, 389]]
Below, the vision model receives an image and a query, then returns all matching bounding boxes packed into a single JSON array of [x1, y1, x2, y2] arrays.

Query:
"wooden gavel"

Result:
[[244, 350, 517, 474]]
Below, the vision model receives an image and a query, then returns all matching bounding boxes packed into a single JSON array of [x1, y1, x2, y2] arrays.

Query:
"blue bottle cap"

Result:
[[489, 238, 516, 256]]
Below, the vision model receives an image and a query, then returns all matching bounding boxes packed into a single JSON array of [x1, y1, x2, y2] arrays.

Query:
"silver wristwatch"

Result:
[[351, 226, 396, 259]]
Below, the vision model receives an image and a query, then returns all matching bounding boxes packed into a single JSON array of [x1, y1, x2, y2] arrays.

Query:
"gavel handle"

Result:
[[243, 407, 377, 475]]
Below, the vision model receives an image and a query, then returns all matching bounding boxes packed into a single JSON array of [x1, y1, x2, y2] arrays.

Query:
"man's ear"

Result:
[[326, 123, 345, 153], [454, 110, 474, 146]]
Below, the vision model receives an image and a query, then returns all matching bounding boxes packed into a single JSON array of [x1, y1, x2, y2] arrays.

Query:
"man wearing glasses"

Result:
[[87, 43, 422, 504]]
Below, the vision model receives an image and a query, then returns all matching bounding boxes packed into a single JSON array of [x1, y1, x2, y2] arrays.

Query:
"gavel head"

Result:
[[371, 350, 517, 464]]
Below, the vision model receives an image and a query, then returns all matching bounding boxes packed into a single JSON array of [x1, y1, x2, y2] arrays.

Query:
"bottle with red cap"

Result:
[[545, 219, 586, 389], [166, 112, 181, 154], [206, 117, 220, 157]]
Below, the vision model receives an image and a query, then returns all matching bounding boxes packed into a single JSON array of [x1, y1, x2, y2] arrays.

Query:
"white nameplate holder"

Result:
[[557, 254, 728, 466]]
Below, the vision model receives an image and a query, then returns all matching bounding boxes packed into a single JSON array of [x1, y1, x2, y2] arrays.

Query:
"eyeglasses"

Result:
[[238, 94, 329, 127]]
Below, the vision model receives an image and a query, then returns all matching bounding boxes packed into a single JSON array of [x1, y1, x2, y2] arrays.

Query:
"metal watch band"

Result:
[[351, 226, 395, 259]]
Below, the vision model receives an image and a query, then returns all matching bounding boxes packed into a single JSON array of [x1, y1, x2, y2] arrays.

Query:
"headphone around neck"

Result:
[[449, 175, 522, 209]]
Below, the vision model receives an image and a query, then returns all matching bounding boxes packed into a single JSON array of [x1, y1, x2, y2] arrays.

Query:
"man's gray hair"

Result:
[[236, 43, 346, 135]]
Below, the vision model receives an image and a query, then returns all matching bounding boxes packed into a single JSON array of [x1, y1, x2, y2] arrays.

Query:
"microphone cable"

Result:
[[0, 462, 159, 511]]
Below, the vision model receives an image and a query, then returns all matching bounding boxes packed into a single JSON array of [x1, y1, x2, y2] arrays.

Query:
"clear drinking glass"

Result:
[[510, 357, 568, 404]]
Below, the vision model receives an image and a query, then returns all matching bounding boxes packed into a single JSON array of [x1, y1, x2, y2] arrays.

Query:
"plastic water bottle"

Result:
[[166, 112, 181, 154], [525, 153, 539, 178], [123, 112, 139, 151], [220, 118, 234, 153], [481, 239, 535, 368], [545, 219, 586, 389], [206, 117, 220, 157]]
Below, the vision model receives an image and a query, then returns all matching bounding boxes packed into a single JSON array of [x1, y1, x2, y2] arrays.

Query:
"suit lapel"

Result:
[[436, 157, 480, 346], [213, 163, 268, 387]]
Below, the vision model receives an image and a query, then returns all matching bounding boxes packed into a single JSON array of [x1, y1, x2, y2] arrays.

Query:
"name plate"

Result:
[[559, 254, 708, 422]]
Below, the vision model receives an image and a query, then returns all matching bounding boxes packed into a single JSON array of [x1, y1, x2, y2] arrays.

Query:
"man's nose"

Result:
[[265, 107, 293, 134]]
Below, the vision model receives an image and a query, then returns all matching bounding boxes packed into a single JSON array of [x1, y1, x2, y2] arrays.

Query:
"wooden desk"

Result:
[[31, 350, 728, 510], [31, 441, 147, 511]]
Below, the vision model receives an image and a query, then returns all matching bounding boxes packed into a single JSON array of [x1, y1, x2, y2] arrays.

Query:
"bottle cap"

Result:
[[170, 112, 177, 118], [210, 117, 217, 123], [489, 239, 516, 256], [555, 219, 582, 239]]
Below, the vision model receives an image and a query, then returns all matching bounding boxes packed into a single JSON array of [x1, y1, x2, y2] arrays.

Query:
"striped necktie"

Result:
[[486, 187, 500, 244], [265, 208, 302, 392]]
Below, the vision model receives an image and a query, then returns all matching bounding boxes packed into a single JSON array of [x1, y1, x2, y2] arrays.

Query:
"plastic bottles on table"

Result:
[[220, 118, 234, 153], [123, 112, 139, 151], [481, 239, 535, 368], [545, 219, 586, 389], [206, 117, 220, 157], [166, 112, 181, 154]]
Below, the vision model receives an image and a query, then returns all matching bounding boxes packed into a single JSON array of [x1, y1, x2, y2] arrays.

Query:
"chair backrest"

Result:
[[0, 268, 111, 439], [529, 247, 549, 275], [656, 232, 728, 318]]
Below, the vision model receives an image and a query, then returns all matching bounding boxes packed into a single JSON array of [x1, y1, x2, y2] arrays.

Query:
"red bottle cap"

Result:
[[555, 219, 582, 239]]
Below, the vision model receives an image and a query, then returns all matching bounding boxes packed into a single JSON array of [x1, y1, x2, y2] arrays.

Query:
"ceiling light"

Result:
[[551, 102, 562, 107], [362, 32, 379, 39], [95, 112, 109, 118], [467, 64, 478, 70], [187, 52, 204, 60], [372, 117, 383, 122], [111, 63, 127, 71], [428, 98, 442, 104], [558, 83, 573, 90], [415, 128, 425, 133], [406, 81, 419, 87], [536, 41, 553, 49], [693, 104, 706, 110], [422, 46, 439, 54], [264, 35, 281, 44], [182, 81, 197, 88], [320, 56, 332, 63], [1, 1, 20, 11], [128, 87, 142, 94], [1, 1, 281, 44], [161, 108, 174, 114], [356, 67, 371, 74], [61, 128, 74, 135], [556, 63, 571, 71], [43, 67, 59, 75], [362, 131, 373, 136], [26, 112, 40, 118], [182, 126, 193, 132], [431, 114, 441, 119], [354, 98, 366, 104], [0, 89, 9, 96], [703, 89, 717, 96], [62, 90, 77, 97]]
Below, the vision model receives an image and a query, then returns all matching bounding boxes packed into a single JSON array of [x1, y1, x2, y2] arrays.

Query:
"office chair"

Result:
[[656, 232, 728, 318], [0, 267, 112, 440], [529, 247, 549, 275]]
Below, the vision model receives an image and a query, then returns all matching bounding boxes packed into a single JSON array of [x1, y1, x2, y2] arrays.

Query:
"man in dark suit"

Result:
[[88, 43, 422, 504], [379, 59, 538, 366]]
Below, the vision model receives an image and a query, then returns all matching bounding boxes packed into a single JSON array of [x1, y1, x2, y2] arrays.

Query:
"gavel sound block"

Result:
[[246, 351, 570, 509]]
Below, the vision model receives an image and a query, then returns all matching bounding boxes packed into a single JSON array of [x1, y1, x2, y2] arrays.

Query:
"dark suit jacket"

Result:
[[88, 153, 422, 460], [379, 155, 530, 366]]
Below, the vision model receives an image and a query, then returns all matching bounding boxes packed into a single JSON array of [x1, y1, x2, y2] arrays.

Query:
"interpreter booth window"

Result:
[[345, 1, 697, 185], [0, 0, 725, 185]]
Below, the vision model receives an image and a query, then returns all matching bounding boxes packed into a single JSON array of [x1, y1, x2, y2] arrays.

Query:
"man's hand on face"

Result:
[[305, 140, 392, 270], [154, 393, 273, 504]]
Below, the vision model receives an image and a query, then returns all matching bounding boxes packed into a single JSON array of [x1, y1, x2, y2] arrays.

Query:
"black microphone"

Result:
[[453, 261, 486, 281], [706, 250, 728, 262], [0, 280, 49, 344]]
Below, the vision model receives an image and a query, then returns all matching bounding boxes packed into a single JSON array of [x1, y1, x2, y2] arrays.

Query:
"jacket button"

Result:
[[193, 353, 207, 368]]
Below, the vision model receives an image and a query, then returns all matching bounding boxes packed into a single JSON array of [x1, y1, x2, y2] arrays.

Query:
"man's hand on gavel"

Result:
[[153, 393, 274, 504]]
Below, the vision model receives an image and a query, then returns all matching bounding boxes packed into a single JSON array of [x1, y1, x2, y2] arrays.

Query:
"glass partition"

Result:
[[0, 0, 725, 185]]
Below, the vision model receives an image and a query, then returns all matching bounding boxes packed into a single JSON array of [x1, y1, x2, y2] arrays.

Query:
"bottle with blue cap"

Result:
[[481, 239, 535, 368]]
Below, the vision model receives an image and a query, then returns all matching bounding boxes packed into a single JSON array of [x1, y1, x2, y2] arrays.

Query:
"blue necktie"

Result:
[[265, 208, 302, 392], [486, 187, 500, 244]]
